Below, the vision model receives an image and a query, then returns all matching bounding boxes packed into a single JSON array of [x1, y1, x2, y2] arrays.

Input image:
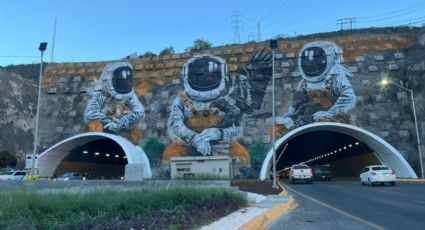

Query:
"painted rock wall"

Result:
[[37, 28, 425, 175]]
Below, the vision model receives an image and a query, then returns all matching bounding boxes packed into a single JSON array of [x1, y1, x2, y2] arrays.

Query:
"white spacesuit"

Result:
[[277, 41, 356, 129], [85, 62, 144, 137], [163, 55, 249, 163]]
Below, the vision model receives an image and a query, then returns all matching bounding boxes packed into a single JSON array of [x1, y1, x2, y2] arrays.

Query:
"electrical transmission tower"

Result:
[[336, 17, 356, 35], [231, 10, 243, 44]]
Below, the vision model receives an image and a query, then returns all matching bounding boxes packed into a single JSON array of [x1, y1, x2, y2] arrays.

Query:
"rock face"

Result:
[[0, 71, 37, 166]]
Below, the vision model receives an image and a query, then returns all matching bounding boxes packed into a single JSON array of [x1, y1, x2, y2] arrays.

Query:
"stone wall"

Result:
[[38, 29, 425, 175]]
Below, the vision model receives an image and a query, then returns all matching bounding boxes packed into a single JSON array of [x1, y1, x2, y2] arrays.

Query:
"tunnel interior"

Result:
[[54, 139, 128, 179], [276, 130, 382, 177]]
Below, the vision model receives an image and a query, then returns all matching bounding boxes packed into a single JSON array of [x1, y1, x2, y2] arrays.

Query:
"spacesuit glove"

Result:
[[313, 111, 334, 120], [198, 128, 222, 142], [275, 116, 295, 129], [283, 107, 296, 117], [104, 121, 119, 133], [193, 140, 211, 156]]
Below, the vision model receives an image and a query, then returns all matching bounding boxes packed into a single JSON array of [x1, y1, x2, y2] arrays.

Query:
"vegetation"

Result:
[[143, 138, 165, 167], [249, 142, 267, 173], [0, 150, 17, 168], [191, 38, 212, 51], [0, 187, 246, 230], [159, 46, 175, 56], [139, 51, 157, 58], [0, 63, 47, 83]]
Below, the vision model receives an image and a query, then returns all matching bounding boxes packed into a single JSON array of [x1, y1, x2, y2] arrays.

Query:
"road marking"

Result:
[[284, 184, 386, 230]]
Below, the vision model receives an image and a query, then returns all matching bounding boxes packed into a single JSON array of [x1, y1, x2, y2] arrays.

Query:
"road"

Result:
[[268, 180, 425, 230]]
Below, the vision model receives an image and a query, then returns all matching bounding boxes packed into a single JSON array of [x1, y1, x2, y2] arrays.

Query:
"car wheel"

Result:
[[390, 182, 395, 186]]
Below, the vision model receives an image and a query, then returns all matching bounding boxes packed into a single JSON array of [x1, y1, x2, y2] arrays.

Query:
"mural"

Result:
[[84, 62, 144, 144], [162, 52, 272, 164], [275, 41, 356, 137]]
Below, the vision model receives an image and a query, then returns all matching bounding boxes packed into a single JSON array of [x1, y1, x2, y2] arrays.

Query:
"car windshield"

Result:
[[14, 172, 26, 176], [372, 166, 390, 170], [59, 173, 75, 178], [293, 165, 309, 169]]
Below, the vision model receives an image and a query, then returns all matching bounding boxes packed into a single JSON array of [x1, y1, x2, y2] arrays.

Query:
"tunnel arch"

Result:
[[38, 132, 152, 179], [259, 122, 417, 179]]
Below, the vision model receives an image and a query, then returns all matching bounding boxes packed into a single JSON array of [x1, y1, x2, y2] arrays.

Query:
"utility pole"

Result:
[[257, 22, 261, 42], [247, 32, 255, 41], [336, 17, 356, 35], [50, 17, 57, 63], [231, 10, 242, 44]]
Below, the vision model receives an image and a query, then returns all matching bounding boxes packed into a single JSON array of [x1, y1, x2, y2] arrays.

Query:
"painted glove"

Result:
[[197, 128, 222, 142], [193, 140, 212, 156], [275, 116, 295, 129], [104, 120, 119, 132], [312, 111, 334, 120]]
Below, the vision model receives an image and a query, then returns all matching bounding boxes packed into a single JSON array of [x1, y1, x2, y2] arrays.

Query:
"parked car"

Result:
[[289, 164, 313, 184], [360, 165, 396, 186], [57, 172, 83, 181], [313, 165, 332, 181], [0, 170, 27, 180]]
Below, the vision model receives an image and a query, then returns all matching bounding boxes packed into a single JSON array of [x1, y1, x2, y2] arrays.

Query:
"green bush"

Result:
[[143, 138, 165, 167], [0, 187, 246, 229]]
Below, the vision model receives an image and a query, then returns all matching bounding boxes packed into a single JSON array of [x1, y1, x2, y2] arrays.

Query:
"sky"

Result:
[[1, 0, 424, 66]]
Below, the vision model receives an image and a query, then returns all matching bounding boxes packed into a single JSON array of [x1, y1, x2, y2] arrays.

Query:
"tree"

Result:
[[159, 46, 175, 56], [0, 150, 17, 168], [143, 138, 165, 167], [140, 51, 157, 58], [191, 38, 212, 51], [249, 142, 267, 173]]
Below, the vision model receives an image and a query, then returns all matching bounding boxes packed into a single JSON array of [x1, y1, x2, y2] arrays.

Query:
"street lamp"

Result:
[[30, 42, 48, 180], [380, 78, 424, 178], [270, 39, 278, 188]]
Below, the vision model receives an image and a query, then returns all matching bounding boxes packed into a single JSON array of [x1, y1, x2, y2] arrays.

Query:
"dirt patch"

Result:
[[231, 180, 283, 195]]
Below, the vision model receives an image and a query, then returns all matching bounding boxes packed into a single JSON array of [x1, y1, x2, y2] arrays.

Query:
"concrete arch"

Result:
[[260, 122, 417, 179], [38, 132, 152, 179]]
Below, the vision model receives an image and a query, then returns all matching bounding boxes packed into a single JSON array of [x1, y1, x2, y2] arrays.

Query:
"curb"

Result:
[[239, 182, 297, 230], [397, 179, 425, 183]]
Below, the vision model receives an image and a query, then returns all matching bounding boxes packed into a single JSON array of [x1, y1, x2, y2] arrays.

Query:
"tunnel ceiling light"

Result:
[[355, 142, 359, 145], [343, 146, 347, 150], [123, 156, 127, 159], [334, 150, 337, 153], [95, 152, 100, 156], [115, 154, 119, 158], [349, 144, 353, 147], [105, 153, 110, 157], [339, 149, 342, 152], [83, 150, 88, 154]]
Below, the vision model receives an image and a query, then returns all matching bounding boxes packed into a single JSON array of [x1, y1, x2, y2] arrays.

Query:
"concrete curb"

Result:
[[397, 179, 425, 183], [238, 182, 297, 230]]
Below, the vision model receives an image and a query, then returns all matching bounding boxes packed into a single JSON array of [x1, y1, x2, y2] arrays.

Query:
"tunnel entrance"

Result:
[[260, 122, 417, 179], [54, 139, 127, 180], [274, 130, 382, 177], [38, 132, 152, 180]]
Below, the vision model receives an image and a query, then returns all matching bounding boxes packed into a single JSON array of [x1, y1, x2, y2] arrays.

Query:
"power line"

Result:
[[337, 17, 356, 35], [231, 10, 243, 44]]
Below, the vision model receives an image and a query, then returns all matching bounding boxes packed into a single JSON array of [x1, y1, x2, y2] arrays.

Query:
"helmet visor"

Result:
[[300, 47, 327, 77], [112, 66, 134, 94], [187, 57, 222, 92]]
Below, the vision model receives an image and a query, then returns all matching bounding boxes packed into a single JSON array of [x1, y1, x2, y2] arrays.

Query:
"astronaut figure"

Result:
[[163, 55, 250, 165], [276, 41, 356, 131], [84, 62, 144, 144]]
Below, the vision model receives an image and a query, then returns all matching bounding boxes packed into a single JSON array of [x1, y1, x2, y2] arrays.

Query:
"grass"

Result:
[[0, 186, 246, 230]]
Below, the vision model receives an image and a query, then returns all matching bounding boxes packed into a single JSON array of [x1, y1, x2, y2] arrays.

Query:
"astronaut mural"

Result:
[[84, 62, 144, 144], [275, 41, 356, 137], [163, 52, 272, 165]]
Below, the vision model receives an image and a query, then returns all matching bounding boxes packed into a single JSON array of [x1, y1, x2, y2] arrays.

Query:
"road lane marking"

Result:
[[284, 184, 386, 230]]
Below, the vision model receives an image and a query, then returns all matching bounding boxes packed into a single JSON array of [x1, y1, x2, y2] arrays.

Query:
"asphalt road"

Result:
[[268, 180, 425, 230]]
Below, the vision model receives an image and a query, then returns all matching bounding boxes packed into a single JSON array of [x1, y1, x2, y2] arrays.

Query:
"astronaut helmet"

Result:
[[183, 54, 227, 101], [298, 41, 345, 83], [99, 62, 135, 100]]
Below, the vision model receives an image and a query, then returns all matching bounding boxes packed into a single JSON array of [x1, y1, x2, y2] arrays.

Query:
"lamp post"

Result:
[[30, 42, 47, 180], [380, 79, 424, 178], [270, 39, 278, 188]]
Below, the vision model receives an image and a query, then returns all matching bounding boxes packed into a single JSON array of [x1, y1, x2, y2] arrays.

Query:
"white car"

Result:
[[0, 170, 27, 180], [289, 164, 313, 184], [360, 165, 396, 186]]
